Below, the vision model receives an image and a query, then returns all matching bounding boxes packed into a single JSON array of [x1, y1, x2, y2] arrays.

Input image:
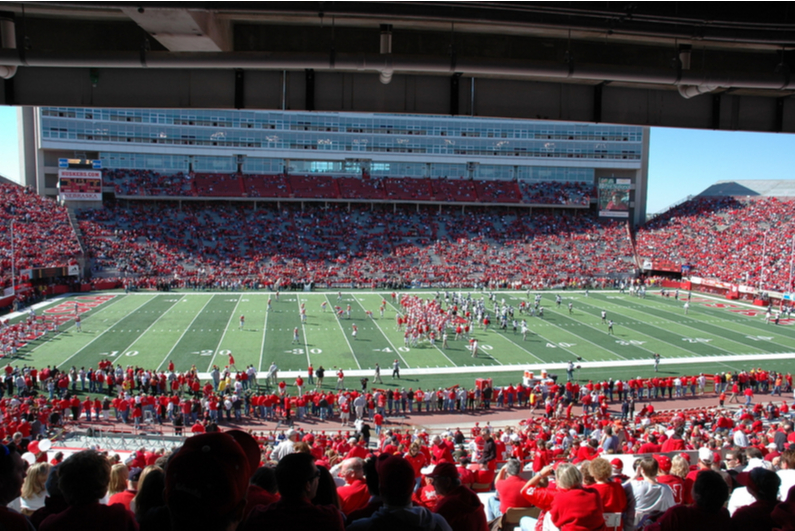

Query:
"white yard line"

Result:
[[54, 295, 156, 368], [193, 351, 795, 379], [155, 295, 214, 371], [323, 294, 361, 369], [353, 296, 414, 368], [58, 297, 182, 367], [297, 296, 311, 368], [258, 294, 271, 372], [205, 295, 243, 372]]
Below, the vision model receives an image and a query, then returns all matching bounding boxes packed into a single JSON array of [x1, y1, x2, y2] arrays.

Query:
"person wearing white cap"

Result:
[[682, 447, 716, 505]]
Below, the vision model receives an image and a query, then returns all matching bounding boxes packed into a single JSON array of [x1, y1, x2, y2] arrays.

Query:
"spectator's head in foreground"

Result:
[[738, 468, 781, 504], [692, 470, 729, 511], [275, 452, 319, 501], [0, 444, 25, 505], [377, 455, 415, 508], [165, 432, 251, 531], [58, 450, 110, 505], [427, 462, 460, 496]]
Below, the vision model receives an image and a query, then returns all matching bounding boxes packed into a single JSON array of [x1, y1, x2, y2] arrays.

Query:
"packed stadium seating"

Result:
[[288, 175, 340, 199], [76, 202, 635, 288], [519, 181, 592, 206], [635, 196, 795, 292], [0, 183, 82, 290], [336, 176, 386, 200], [10, 175, 795, 294]]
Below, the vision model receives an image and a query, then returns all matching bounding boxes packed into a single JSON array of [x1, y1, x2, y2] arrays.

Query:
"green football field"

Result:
[[11, 289, 795, 392]]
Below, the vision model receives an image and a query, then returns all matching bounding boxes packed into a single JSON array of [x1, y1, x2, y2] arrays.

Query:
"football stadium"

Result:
[[0, 4, 794, 531]]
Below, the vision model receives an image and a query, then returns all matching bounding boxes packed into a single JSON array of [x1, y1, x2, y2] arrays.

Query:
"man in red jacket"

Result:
[[429, 462, 488, 531], [337, 457, 369, 516]]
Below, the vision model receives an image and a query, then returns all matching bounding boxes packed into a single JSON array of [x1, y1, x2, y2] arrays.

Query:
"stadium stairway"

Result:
[[65, 206, 88, 271]]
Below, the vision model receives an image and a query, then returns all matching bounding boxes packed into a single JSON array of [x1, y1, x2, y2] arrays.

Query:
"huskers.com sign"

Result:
[[58, 169, 102, 201]]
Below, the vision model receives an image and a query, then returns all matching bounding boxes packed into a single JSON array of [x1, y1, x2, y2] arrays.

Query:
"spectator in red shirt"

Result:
[[645, 470, 732, 531], [549, 463, 607, 531], [429, 462, 488, 531], [107, 467, 141, 510], [336, 457, 369, 516], [589, 457, 627, 527], [490, 459, 534, 519]]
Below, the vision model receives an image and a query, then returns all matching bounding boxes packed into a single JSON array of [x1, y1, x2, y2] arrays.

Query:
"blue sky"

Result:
[[0, 106, 792, 215]]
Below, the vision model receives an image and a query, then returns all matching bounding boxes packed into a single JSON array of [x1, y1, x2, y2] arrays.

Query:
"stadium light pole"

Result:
[[9, 220, 14, 298], [759, 230, 769, 291], [789, 237, 795, 292]]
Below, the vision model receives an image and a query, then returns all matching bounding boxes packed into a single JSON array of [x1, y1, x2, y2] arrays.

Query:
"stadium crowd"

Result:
[[0, 355, 794, 531], [0, 183, 82, 291], [76, 202, 634, 290], [7, 178, 795, 300], [636, 196, 795, 292]]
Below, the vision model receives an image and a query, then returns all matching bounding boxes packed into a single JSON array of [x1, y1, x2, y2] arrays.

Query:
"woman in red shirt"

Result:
[[549, 463, 607, 531], [589, 458, 627, 526], [404, 441, 427, 491]]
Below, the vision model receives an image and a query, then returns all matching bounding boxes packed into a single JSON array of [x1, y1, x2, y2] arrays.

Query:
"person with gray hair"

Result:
[[488, 459, 534, 521], [337, 457, 369, 516], [271, 429, 300, 461]]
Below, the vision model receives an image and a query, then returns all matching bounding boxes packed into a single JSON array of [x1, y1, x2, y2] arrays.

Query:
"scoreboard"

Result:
[[58, 159, 102, 201]]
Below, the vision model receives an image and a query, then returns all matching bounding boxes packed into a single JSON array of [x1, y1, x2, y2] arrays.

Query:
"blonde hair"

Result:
[[108, 463, 129, 496], [21, 462, 51, 499], [555, 463, 583, 490], [670, 455, 689, 479], [589, 457, 613, 482]]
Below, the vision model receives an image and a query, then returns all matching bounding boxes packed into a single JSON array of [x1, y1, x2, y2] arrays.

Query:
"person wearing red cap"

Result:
[[609, 458, 629, 483], [659, 427, 686, 452], [39, 449, 138, 531], [656, 455, 687, 504], [242, 452, 344, 531], [428, 462, 488, 531]]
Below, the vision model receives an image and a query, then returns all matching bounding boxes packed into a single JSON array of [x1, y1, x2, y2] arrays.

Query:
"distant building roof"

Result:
[[698, 180, 795, 198]]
